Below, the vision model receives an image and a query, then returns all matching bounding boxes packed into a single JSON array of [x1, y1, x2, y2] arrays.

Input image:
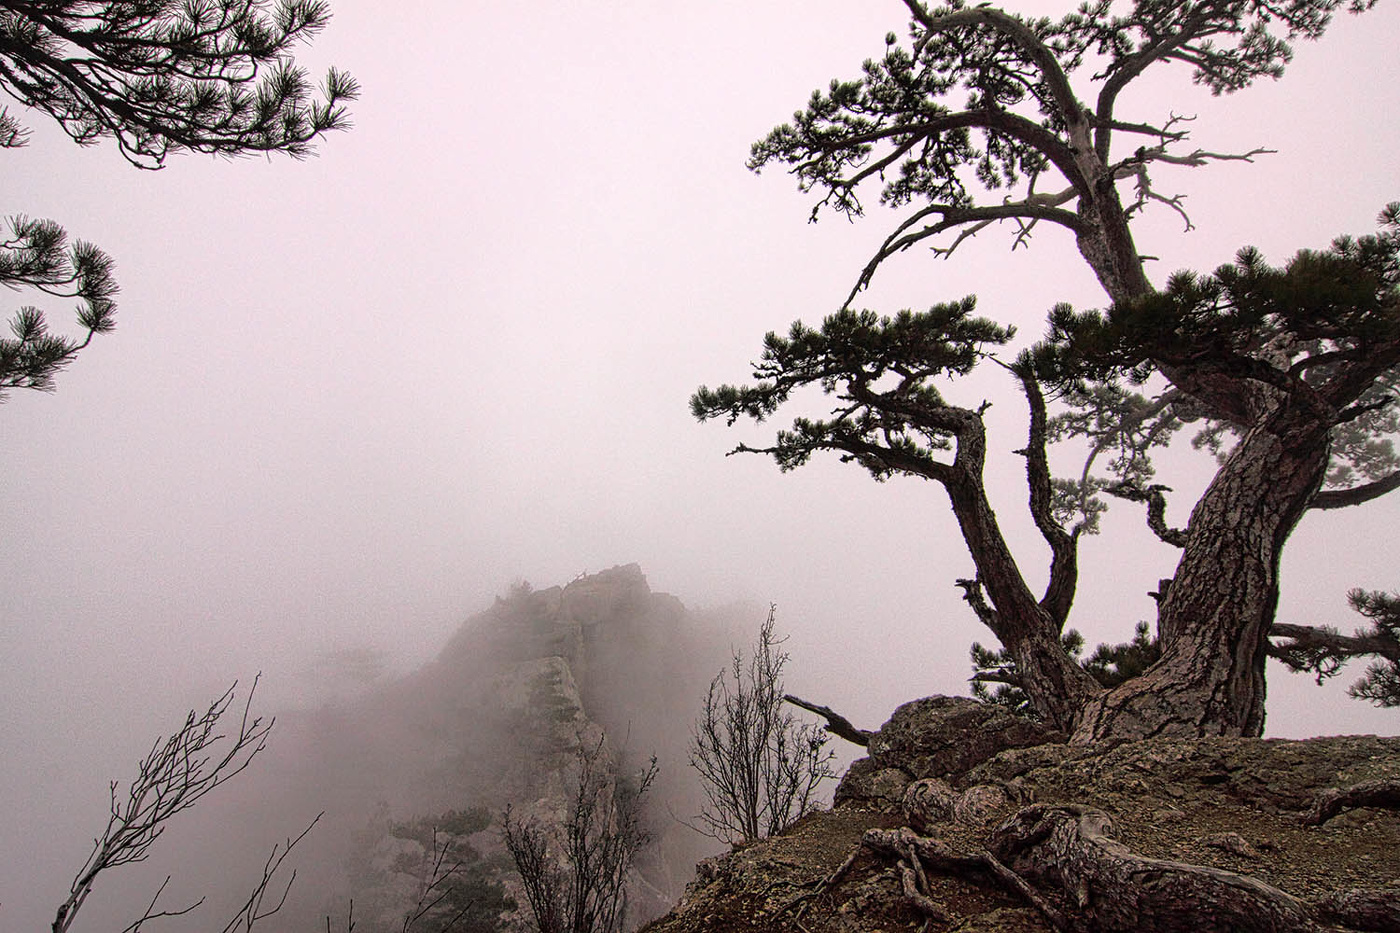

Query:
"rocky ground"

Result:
[[643, 697, 1400, 933]]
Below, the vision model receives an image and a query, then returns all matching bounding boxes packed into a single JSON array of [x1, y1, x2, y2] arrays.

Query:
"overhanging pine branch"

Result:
[[1310, 471, 1400, 510], [901, 2, 1084, 126], [1269, 623, 1400, 665]]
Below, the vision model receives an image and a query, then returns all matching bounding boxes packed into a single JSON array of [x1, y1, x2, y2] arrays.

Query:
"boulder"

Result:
[[833, 758, 911, 809], [835, 696, 1062, 804]]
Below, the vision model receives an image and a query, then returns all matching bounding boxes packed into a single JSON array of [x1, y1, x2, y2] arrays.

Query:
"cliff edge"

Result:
[[645, 697, 1400, 933]]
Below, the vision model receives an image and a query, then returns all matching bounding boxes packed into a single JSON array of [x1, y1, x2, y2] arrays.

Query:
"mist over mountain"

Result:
[[59, 564, 765, 932]]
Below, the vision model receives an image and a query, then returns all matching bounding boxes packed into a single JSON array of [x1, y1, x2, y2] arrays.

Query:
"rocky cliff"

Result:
[[269, 563, 743, 931]]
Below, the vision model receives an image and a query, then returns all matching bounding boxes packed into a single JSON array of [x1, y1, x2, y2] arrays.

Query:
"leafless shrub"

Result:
[[689, 606, 835, 845], [502, 737, 657, 933], [52, 676, 319, 933]]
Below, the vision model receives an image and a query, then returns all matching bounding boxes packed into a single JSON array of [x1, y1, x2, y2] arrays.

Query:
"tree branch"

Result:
[[783, 694, 873, 748], [901, 2, 1084, 125], [1106, 483, 1189, 547], [845, 198, 1084, 307], [1269, 622, 1400, 666], [955, 577, 1000, 631], [1310, 470, 1400, 510], [1011, 364, 1079, 626]]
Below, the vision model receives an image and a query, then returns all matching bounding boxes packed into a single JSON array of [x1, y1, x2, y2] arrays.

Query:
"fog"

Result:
[[2, 0, 1398, 929]]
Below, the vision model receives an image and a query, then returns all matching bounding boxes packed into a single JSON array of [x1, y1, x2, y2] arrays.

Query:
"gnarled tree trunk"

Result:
[[1072, 409, 1332, 742]]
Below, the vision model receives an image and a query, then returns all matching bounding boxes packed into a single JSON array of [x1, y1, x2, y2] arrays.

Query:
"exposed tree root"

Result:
[[1303, 779, 1400, 826], [778, 789, 1399, 933], [896, 845, 949, 923], [1313, 888, 1400, 933], [862, 827, 1068, 932], [990, 804, 1323, 933]]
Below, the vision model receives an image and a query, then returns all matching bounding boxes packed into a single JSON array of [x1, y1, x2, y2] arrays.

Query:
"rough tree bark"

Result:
[[1074, 412, 1333, 741], [1052, 157, 1338, 742]]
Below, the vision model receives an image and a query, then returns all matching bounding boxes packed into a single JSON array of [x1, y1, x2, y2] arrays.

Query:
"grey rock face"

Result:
[[835, 695, 1063, 804]]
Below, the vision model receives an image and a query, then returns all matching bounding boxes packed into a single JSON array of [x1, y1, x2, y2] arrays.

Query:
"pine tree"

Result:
[[696, 0, 1397, 741]]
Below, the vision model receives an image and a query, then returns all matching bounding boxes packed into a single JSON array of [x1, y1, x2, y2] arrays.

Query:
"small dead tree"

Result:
[[501, 737, 657, 933], [689, 606, 835, 845], [52, 676, 318, 933]]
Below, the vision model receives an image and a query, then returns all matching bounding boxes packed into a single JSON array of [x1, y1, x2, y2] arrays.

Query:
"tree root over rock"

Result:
[[990, 804, 1323, 933], [1304, 779, 1400, 826], [776, 779, 1400, 933], [841, 801, 1400, 933], [861, 826, 1070, 931]]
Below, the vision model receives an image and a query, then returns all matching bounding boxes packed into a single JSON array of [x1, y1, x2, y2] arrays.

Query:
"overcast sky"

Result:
[[2, 0, 1398, 927]]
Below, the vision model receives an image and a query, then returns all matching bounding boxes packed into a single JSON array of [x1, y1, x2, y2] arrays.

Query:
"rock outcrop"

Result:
[[646, 697, 1400, 933], [835, 696, 1062, 808], [254, 564, 746, 932]]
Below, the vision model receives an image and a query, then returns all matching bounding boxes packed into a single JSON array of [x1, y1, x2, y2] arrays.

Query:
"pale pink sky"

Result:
[[2, 1, 1397, 927]]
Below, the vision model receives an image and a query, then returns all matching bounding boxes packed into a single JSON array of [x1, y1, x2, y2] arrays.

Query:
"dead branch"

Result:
[[217, 814, 322, 933], [782, 694, 873, 748]]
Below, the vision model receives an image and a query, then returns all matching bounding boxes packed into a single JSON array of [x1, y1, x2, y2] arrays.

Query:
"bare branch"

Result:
[[844, 198, 1082, 308], [689, 609, 837, 844], [53, 678, 310, 933], [782, 694, 873, 748], [1119, 145, 1275, 230], [217, 815, 322, 933], [504, 737, 657, 933], [1145, 146, 1276, 168]]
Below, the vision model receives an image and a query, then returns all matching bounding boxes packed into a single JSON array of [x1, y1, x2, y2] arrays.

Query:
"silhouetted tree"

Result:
[[501, 738, 656, 933], [0, 0, 357, 398], [688, 606, 835, 845], [696, 0, 1397, 742]]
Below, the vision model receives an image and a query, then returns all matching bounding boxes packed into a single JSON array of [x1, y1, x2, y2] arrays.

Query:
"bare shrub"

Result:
[[52, 676, 319, 933], [689, 606, 835, 845], [501, 737, 656, 933]]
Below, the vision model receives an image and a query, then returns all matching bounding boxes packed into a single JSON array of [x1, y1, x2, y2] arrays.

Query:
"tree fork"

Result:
[[1073, 415, 1332, 742]]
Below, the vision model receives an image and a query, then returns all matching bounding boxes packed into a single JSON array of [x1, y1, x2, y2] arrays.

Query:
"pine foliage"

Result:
[[0, 0, 357, 398]]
